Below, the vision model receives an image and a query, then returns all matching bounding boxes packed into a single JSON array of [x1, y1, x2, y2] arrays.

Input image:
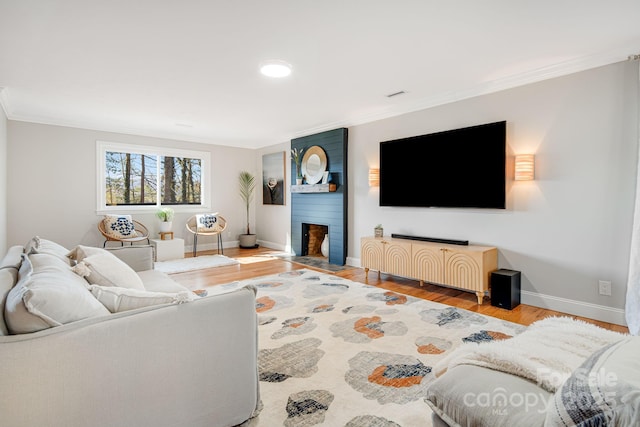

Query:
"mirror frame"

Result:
[[301, 146, 328, 185]]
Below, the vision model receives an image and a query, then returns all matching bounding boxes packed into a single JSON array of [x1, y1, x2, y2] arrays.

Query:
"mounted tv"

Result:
[[379, 121, 506, 209]]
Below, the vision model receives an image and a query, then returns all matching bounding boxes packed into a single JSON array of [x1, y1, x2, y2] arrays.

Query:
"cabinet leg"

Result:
[[364, 268, 369, 284], [419, 280, 424, 287], [475, 292, 484, 304]]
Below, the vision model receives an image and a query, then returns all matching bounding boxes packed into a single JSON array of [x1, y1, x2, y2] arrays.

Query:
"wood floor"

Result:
[[170, 246, 629, 333]]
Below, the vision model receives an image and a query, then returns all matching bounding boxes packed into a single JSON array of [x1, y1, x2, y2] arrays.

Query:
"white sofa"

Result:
[[0, 238, 260, 427]]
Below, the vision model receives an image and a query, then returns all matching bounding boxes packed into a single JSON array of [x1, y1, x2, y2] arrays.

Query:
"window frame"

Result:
[[96, 140, 211, 214]]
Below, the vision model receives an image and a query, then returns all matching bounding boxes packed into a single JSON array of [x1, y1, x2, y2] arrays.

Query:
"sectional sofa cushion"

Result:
[[545, 336, 640, 426], [0, 245, 24, 270], [70, 247, 145, 290], [4, 254, 110, 334], [0, 268, 17, 336], [24, 236, 70, 264], [137, 269, 194, 293], [88, 284, 195, 313]]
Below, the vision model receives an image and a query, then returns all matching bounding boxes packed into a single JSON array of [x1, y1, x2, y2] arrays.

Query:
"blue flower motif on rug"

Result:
[[285, 390, 334, 427], [345, 351, 433, 404], [419, 307, 489, 328], [303, 282, 350, 299], [462, 330, 513, 343], [272, 317, 317, 339], [259, 338, 324, 383], [367, 291, 415, 306]]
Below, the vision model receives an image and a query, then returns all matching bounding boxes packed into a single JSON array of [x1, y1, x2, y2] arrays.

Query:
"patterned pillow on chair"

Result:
[[196, 213, 221, 233], [103, 215, 138, 239]]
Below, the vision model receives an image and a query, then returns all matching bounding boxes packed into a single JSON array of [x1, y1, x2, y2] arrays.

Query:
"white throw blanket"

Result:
[[434, 316, 626, 392]]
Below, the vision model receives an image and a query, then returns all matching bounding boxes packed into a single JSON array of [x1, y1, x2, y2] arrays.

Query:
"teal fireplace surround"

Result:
[[291, 128, 348, 265]]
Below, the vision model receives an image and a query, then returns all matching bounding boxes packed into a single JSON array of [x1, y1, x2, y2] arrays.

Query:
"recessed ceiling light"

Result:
[[260, 60, 292, 78]]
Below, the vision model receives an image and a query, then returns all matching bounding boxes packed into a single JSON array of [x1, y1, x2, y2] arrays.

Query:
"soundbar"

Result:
[[390, 233, 469, 246]]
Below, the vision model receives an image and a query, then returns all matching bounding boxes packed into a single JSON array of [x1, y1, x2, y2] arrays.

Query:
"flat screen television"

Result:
[[379, 121, 506, 209]]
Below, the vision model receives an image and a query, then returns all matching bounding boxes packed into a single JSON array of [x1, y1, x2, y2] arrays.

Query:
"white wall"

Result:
[[0, 101, 7, 255], [347, 60, 638, 324], [6, 122, 256, 251], [255, 142, 291, 252]]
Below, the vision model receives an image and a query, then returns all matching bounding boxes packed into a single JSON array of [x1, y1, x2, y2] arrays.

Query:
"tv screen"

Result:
[[379, 121, 506, 209]]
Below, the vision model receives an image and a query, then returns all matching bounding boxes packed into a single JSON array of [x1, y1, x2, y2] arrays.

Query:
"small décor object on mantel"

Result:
[[156, 207, 175, 233], [374, 224, 383, 238], [291, 147, 304, 185]]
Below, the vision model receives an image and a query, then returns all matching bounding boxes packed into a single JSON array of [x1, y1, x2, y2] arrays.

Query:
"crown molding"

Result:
[[3, 46, 637, 148], [291, 46, 637, 140]]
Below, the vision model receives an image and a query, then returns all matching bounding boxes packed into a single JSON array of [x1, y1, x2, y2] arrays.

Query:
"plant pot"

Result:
[[296, 178, 303, 185], [239, 234, 258, 249], [159, 221, 172, 233]]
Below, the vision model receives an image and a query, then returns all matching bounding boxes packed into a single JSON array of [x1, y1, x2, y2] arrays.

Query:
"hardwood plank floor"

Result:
[[170, 246, 629, 333]]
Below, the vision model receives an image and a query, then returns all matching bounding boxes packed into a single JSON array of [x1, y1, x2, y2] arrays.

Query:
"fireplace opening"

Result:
[[302, 223, 328, 257]]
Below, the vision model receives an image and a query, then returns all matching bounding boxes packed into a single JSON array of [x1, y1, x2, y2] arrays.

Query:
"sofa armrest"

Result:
[[0, 285, 260, 427], [105, 245, 154, 271]]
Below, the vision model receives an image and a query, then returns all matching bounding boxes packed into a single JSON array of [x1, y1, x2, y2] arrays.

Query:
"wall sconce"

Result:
[[515, 154, 535, 181], [368, 168, 380, 187]]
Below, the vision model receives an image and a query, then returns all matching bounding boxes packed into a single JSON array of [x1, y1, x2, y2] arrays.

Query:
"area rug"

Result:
[[211, 269, 525, 426], [153, 254, 239, 274], [275, 254, 354, 273]]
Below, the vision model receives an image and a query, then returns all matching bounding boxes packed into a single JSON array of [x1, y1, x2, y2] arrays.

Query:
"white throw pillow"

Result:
[[67, 244, 107, 262], [196, 213, 221, 233], [89, 284, 196, 313], [102, 215, 138, 239], [72, 253, 145, 290], [4, 254, 110, 334]]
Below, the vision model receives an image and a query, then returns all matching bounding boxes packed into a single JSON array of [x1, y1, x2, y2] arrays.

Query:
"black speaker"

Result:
[[491, 269, 521, 310]]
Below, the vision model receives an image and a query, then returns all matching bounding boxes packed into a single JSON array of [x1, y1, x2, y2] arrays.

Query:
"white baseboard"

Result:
[[346, 257, 360, 267], [185, 240, 238, 254], [521, 291, 626, 327], [344, 257, 626, 326], [257, 240, 289, 252]]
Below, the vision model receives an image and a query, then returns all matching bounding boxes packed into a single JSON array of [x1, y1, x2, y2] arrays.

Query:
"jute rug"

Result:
[[153, 254, 239, 274], [211, 269, 525, 426]]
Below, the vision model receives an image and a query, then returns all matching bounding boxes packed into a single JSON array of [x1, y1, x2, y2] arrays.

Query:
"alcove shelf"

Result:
[[291, 183, 337, 193]]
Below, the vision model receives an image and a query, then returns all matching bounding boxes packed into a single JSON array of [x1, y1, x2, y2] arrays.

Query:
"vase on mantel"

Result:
[[321, 234, 329, 258]]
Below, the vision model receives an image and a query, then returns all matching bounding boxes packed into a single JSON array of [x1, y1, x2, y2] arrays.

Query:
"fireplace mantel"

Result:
[[291, 183, 337, 193]]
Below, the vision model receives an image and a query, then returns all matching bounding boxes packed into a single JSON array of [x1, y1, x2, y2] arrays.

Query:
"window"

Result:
[[97, 141, 210, 212]]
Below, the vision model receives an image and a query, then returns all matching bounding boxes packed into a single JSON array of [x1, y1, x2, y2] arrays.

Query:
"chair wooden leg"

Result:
[[219, 234, 223, 255]]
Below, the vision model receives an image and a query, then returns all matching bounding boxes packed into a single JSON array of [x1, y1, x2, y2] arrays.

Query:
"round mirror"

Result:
[[301, 146, 327, 184]]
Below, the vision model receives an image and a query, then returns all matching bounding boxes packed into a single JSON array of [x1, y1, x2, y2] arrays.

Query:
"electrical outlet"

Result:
[[598, 280, 612, 296]]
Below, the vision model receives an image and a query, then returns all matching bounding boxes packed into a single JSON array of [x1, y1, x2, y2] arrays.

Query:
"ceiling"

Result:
[[1, 1, 640, 149]]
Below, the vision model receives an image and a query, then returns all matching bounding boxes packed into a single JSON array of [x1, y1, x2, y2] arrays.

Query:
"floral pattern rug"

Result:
[[214, 269, 525, 426]]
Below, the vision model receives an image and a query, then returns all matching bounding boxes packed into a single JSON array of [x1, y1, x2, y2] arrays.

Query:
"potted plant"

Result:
[[291, 147, 304, 185], [238, 171, 257, 248], [156, 207, 175, 233]]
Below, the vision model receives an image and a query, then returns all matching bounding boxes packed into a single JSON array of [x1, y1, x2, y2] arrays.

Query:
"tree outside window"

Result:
[[99, 142, 208, 210]]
